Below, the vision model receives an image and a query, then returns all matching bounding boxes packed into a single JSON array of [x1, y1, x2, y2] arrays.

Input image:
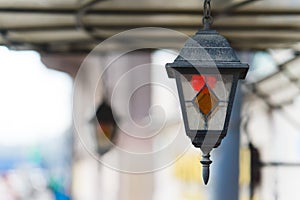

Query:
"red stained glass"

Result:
[[191, 75, 205, 91], [191, 75, 217, 91], [206, 76, 217, 88]]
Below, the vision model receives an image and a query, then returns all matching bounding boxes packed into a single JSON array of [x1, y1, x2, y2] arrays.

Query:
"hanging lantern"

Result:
[[165, 0, 249, 184], [92, 102, 117, 156]]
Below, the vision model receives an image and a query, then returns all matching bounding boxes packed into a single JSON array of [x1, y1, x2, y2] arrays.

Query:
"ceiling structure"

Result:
[[0, 0, 300, 53]]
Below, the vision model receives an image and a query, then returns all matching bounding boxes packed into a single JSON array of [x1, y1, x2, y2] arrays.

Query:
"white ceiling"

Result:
[[0, 0, 300, 52]]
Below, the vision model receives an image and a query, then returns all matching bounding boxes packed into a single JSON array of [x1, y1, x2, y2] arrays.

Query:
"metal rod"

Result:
[[260, 162, 300, 167], [76, 0, 108, 41], [256, 53, 300, 85]]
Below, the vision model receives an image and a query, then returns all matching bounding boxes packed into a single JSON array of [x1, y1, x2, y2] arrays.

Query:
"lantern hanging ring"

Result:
[[202, 0, 214, 29]]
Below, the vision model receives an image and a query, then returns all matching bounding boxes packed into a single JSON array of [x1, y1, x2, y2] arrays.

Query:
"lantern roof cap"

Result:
[[166, 29, 249, 79]]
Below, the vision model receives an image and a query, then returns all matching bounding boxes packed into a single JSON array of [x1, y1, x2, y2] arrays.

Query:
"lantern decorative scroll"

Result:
[[165, 1, 249, 184]]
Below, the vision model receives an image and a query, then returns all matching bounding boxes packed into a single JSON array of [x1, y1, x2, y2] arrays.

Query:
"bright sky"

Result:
[[0, 46, 72, 146]]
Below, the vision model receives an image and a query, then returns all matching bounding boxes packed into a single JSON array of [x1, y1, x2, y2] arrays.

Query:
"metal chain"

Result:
[[202, 0, 214, 27]]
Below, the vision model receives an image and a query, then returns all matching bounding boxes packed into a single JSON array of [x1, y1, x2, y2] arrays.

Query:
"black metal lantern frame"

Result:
[[165, 0, 249, 184]]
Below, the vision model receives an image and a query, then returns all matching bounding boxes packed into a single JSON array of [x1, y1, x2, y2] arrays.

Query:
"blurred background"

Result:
[[1, 0, 300, 200]]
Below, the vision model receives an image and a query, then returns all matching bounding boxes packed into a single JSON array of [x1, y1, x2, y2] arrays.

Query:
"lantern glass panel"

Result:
[[186, 102, 205, 130], [177, 73, 233, 131]]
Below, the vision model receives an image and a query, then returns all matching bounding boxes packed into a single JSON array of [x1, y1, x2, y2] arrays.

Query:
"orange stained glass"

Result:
[[194, 86, 219, 116]]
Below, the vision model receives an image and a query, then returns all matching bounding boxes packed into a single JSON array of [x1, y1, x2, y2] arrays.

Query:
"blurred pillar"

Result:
[[41, 53, 85, 78], [42, 53, 104, 200], [42, 51, 154, 200], [210, 84, 242, 200], [105, 51, 154, 200]]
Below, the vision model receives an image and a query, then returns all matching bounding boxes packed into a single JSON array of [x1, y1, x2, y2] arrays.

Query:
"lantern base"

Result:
[[189, 131, 225, 150], [200, 153, 212, 185]]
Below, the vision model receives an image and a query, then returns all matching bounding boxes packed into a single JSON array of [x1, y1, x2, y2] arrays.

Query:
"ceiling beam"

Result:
[[1, 13, 300, 28], [0, 6, 300, 15], [3, 24, 300, 32]]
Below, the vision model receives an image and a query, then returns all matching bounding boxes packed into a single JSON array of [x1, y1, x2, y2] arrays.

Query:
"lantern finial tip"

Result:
[[200, 153, 212, 185]]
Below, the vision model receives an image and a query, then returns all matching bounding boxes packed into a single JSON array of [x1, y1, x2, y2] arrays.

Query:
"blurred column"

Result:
[[42, 53, 104, 200], [42, 51, 155, 200], [41, 53, 85, 78], [209, 84, 243, 200], [104, 51, 154, 200]]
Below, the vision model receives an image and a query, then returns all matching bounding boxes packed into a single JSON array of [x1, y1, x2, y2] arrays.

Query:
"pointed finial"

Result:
[[200, 153, 212, 185]]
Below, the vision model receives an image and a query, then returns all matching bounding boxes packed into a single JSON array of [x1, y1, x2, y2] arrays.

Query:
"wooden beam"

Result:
[[2, 12, 300, 28], [0, 2, 300, 16]]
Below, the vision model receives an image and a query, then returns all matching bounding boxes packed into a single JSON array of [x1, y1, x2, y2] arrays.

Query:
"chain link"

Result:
[[202, 0, 213, 26]]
